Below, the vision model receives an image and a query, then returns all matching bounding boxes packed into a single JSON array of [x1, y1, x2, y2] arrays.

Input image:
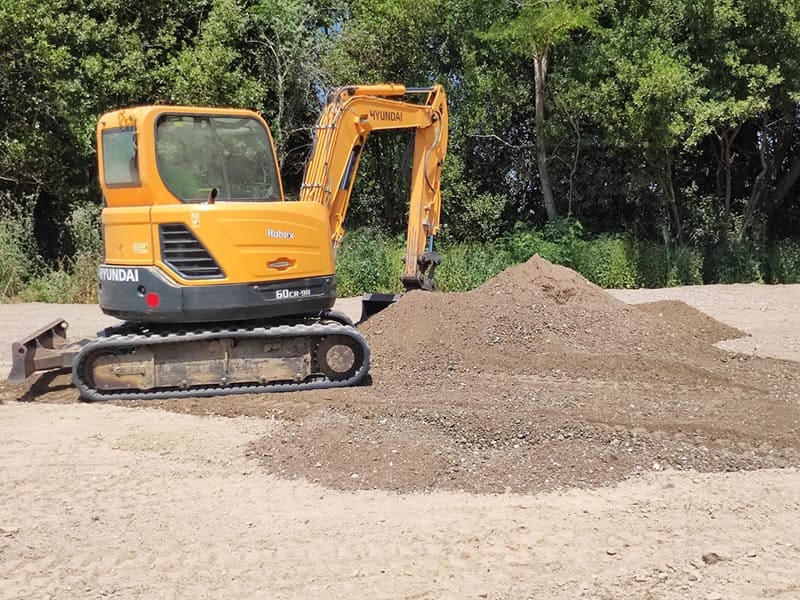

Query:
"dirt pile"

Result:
[[236, 257, 800, 493], [361, 255, 745, 383]]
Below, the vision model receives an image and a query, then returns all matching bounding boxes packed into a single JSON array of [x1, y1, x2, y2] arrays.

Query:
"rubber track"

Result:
[[72, 321, 370, 401]]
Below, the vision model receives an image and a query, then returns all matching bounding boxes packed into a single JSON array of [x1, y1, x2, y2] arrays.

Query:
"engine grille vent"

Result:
[[159, 224, 224, 279]]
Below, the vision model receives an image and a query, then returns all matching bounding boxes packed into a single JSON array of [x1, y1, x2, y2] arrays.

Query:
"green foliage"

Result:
[[767, 240, 800, 283], [484, 0, 598, 57], [334, 229, 404, 296], [688, 0, 800, 146], [0, 214, 38, 299], [635, 242, 703, 287], [440, 152, 508, 241], [67, 202, 103, 256], [540, 218, 585, 262], [165, 0, 262, 108], [69, 251, 101, 303], [19, 265, 76, 304], [704, 240, 764, 284], [334, 222, 707, 295], [572, 235, 637, 288], [502, 218, 583, 265], [7, 251, 100, 304], [671, 247, 704, 287], [436, 242, 512, 292], [1, 0, 800, 304], [1, 198, 101, 302], [322, 0, 439, 83], [502, 226, 563, 265]]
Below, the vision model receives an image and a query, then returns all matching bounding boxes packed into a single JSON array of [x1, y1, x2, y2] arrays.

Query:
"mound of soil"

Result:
[[238, 256, 799, 493], [360, 255, 746, 384]]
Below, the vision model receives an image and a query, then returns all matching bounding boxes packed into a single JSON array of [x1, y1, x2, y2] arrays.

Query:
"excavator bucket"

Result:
[[8, 319, 78, 382], [359, 250, 442, 322], [360, 293, 402, 322]]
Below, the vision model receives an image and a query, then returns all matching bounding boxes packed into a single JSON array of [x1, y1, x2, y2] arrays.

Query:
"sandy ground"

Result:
[[1, 285, 800, 599]]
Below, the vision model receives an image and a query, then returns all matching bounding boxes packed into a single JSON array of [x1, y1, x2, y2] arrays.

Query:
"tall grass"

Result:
[[332, 225, 769, 295], [3, 217, 799, 303], [1, 201, 102, 303], [704, 239, 764, 283], [767, 240, 800, 283], [0, 216, 37, 298], [335, 229, 404, 296], [436, 242, 512, 291]]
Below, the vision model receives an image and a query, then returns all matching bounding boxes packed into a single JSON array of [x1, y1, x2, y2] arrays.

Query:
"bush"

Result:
[[17, 252, 100, 304], [19, 266, 75, 303], [0, 217, 38, 299], [501, 222, 574, 266], [70, 251, 101, 303], [68, 201, 103, 256], [336, 228, 521, 296], [671, 245, 704, 286], [0, 193, 42, 300], [704, 240, 764, 283], [572, 235, 637, 288], [335, 229, 404, 296], [635, 242, 668, 288], [767, 240, 800, 283], [1, 199, 103, 303], [635, 242, 703, 287], [436, 241, 513, 291]]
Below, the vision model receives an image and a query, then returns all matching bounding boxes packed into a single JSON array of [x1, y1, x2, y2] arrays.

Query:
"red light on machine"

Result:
[[145, 292, 160, 308]]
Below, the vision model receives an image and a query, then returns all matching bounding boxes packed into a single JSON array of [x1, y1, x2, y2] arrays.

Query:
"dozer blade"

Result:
[[360, 293, 402, 322], [8, 319, 80, 382]]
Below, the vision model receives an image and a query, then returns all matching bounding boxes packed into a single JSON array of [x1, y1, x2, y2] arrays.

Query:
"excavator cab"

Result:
[[96, 106, 338, 323]]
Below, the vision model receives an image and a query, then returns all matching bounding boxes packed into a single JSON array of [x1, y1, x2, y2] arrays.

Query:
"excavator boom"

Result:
[[300, 84, 448, 290]]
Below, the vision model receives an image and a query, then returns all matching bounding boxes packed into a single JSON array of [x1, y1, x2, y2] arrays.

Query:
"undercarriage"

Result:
[[9, 311, 370, 400]]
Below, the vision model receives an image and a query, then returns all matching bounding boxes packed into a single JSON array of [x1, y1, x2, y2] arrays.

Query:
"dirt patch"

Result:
[[361, 257, 750, 379], [4, 273, 800, 600]]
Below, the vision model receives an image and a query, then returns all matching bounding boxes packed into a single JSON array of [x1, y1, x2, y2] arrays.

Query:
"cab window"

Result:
[[155, 115, 280, 202], [102, 127, 140, 187]]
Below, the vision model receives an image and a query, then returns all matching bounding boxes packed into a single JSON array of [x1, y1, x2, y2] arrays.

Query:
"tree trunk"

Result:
[[740, 115, 772, 241], [714, 124, 740, 235], [534, 53, 557, 221], [275, 67, 286, 167], [662, 160, 683, 244], [567, 112, 580, 216], [765, 109, 800, 216], [721, 130, 732, 229], [768, 153, 800, 210]]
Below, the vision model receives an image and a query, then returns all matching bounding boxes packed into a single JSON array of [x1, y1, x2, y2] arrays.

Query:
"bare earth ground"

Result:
[[1, 260, 799, 599]]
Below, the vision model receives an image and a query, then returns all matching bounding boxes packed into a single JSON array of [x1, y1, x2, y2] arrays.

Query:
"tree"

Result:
[[247, 0, 330, 173], [686, 0, 800, 240], [486, 0, 598, 222], [320, 0, 447, 230], [0, 0, 210, 258]]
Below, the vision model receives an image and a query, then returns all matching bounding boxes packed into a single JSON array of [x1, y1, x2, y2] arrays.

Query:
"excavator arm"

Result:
[[299, 84, 448, 290]]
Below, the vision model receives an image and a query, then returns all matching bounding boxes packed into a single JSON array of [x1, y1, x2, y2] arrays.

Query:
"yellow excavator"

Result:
[[9, 84, 448, 399]]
